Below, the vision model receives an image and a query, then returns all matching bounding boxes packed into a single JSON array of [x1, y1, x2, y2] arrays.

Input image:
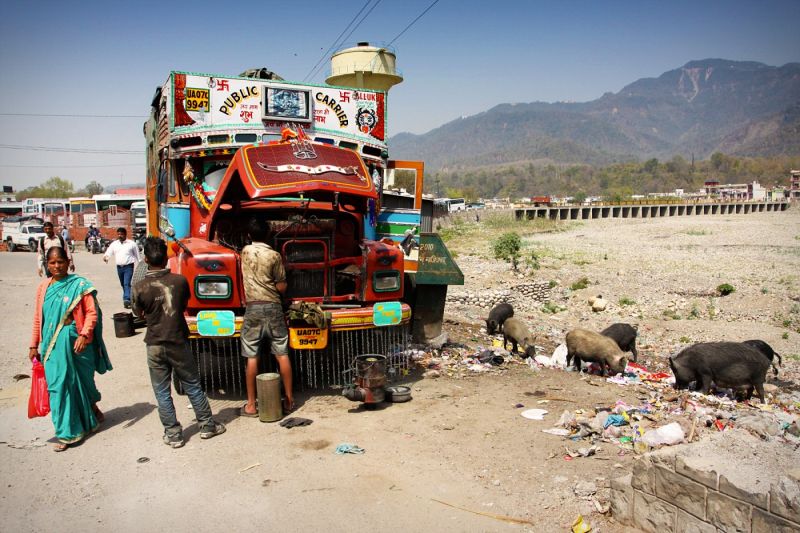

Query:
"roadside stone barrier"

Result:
[[447, 282, 552, 310], [610, 430, 800, 532]]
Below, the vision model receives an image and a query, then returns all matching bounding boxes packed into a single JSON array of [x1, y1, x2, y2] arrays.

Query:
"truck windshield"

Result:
[[27, 225, 43, 232]]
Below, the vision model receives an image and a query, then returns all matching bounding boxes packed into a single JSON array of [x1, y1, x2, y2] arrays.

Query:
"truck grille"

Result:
[[190, 324, 410, 396]]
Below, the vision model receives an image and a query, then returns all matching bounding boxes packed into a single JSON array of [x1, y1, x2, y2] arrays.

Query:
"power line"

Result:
[[307, 0, 384, 83], [0, 112, 145, 118], [0, 144, 142, 154], [387, 0, 440, 47], [302, 0, 373, 83]]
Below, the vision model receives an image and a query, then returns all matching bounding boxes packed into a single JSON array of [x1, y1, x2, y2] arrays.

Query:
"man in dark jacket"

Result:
[[131, 237, 225, 448]]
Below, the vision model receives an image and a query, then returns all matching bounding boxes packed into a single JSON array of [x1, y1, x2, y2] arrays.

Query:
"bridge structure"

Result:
[[515, 200, 790, 222]]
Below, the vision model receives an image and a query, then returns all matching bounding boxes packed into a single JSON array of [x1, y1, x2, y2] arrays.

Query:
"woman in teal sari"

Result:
[[29, 246, 112, 451]]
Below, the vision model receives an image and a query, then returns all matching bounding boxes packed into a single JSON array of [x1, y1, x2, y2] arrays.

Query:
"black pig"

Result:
[[485, 303, 514, 335], [743, 339, 782, 377], [600, 323, 638, 362], [669, 342, 770, 403]]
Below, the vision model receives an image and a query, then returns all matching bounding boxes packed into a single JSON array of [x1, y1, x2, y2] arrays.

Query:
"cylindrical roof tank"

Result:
[[326, 42, 404, 92]]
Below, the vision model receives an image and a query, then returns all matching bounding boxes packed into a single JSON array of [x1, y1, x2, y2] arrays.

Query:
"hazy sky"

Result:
[[0, 0, 798, 190]]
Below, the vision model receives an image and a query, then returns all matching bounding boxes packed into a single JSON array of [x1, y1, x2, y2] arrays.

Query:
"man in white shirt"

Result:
[[104, 227, 142, 308]]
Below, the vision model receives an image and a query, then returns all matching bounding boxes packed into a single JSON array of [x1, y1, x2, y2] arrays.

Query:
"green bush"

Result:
[[524, 250, 540, 270], [716, 283, 736, 296], [570, 277, 590, 291], [493, 232, 522, 270], [679, 336, 691, 343], [618, 296, 635, 306], [782, 332, 790, 340], [541, 301, 565, 314]]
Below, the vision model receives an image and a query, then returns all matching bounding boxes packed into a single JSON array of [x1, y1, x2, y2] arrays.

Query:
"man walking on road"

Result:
[[239, 218, 293, 417], [103, 227, 140, 308], [132, 237, 225, 448], [37, 221, 74, 277]]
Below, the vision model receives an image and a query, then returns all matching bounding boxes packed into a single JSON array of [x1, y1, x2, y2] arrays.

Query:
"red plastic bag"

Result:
[[27, 358, 50, 419]]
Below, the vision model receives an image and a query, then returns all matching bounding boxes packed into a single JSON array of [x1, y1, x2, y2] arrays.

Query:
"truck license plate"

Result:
[[289, 327, 328, 350], [196, 310, 235, 337]]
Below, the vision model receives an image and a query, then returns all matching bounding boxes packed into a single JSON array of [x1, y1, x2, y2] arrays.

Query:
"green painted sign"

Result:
[[414, 233, 464, 285]]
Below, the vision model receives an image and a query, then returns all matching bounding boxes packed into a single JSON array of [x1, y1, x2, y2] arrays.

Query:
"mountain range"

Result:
[[389, 59, 800, 171]]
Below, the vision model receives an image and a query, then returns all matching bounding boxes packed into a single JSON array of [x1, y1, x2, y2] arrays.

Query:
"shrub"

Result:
[[570, 277, 590, 291], [782, 332, 790, 340], [679, 336, 691, 343], [524, 250, 540, 270], [716, 283, 736, 296], [541, 301, 565, 314], [493, 232, 522, 270], [618, 296, 635, 306], [548, 280, 558, 289]]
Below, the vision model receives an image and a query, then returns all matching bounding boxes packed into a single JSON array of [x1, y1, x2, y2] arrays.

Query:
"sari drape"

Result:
[[40, 275, 112, 443]]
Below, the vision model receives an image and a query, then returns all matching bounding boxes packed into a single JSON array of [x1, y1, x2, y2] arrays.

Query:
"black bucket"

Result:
[[112, 312, 135, 338]]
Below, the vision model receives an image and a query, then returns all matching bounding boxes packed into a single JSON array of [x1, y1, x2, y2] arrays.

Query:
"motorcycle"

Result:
[[87, 235, 101, 254]]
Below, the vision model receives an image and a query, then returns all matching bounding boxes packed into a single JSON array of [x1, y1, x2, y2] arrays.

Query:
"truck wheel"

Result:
[[29, 239, 37, 252], [6, 239, 15, 252]]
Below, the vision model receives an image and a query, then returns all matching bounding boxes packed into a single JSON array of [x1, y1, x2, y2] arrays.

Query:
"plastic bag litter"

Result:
[[642, 422, 685, 447], [557, 410, 577, 428], [571, 515, 592, 533], [521, 408, 548, 420], [542, 428, 571, 436], [551, 343, 568, 367], [604, 414, 627, 428]]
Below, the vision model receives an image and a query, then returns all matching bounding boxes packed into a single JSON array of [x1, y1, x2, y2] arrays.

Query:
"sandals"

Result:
[[93, 405, 105, 424], [239, 405, 259, 418], [53, 442, 69, 452]]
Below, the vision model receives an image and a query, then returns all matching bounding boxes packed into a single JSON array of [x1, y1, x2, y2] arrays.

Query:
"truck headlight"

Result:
[[373, 270, 400, 292], [195, 276, 232, 299]]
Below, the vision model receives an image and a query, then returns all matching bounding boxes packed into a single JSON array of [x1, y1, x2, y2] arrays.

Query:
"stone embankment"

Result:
[[610, 430, 800, 532], [446, 282, 552, 311]]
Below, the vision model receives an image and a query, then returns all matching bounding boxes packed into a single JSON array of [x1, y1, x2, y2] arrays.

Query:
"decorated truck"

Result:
[[143, 70, 462, 392]]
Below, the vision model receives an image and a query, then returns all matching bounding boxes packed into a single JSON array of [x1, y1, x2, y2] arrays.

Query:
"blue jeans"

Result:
[[146, 343, 215, 437], [117, 263, 134, 303]]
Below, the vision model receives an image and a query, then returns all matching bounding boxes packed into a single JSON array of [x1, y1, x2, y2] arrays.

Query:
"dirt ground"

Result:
[[1, 208, 798, 532]]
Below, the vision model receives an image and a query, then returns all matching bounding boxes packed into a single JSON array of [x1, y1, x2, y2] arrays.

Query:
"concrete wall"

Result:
[[611, 449, 800, 532], [515, 201, 790, 222]]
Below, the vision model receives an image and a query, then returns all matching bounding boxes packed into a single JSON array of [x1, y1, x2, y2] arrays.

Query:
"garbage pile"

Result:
[[534, 354, 800, 452], [409, 342, 526, 379]]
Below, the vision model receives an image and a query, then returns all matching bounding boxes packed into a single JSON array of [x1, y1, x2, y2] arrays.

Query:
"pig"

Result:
[[485, 303, 514, 335], [565, 328, 628, 376], [502, 317, 536, 359], [600, 323, 638, 362], [743, 339, 782, 377], [669, 342, 770, 403]]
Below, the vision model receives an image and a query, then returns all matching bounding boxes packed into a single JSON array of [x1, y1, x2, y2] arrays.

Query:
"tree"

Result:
[[16, 176, 74, 199], [84, 181, 105, 196], [643, 158, 660, 174]]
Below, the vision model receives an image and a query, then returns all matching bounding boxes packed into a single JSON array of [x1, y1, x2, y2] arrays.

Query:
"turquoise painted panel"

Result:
[[165, 205, 191, 239]]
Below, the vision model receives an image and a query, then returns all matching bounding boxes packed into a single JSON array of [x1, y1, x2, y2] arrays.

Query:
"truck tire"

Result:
[[29, 239, 37, 252], [6, 239, 15, 252]]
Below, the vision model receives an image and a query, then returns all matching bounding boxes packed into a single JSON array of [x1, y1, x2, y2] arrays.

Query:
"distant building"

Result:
[[790, 170, 800, 201], [1, 186, 16, 202]]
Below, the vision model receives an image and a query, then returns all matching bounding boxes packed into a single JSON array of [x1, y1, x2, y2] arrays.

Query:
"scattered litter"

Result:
[[642, 422, 685, 447], [603, 414, 627, 428], [520, 408, 548, 420], [238, 462, 261, 473], [571, 514, 592, 533], [137, 457, 150, 463], [542, 428, 571, 436], [335, 443, 365, 455], [565, 445, 599, 458]]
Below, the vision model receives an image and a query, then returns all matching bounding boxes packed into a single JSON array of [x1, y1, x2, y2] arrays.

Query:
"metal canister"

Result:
[[256, 373, 282, 422]]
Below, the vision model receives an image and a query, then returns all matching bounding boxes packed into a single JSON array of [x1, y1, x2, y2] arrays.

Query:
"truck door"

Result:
[[377, 161, 426, 263]]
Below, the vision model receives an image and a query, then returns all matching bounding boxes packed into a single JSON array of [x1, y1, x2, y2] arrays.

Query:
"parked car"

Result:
[[3, 221, 46, 252]]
